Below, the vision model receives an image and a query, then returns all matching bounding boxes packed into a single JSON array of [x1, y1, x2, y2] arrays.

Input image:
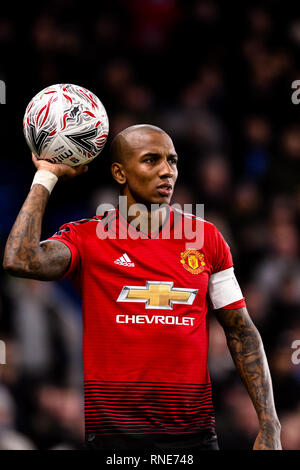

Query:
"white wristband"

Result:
[[31, 170, 58, 194]]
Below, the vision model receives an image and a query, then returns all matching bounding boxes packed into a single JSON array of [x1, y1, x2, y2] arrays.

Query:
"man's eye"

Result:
[[169, 158, 178, 165], [145, 157, 155, 163]]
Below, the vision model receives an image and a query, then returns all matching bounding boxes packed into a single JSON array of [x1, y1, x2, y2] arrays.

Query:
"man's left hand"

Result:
[[253, 422, 282, 450]]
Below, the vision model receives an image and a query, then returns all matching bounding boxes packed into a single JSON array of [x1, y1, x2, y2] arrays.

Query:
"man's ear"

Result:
[[111, 162, 127, 185]]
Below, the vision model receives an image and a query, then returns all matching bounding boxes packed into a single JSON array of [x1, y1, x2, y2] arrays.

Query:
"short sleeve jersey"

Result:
[[48, 206, 245, 448]]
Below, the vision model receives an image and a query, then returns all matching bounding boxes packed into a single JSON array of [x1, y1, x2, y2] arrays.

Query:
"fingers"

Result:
[[74, 164, 89, 174], [31, 152, 89, 179], [31, 152, 41, 169]]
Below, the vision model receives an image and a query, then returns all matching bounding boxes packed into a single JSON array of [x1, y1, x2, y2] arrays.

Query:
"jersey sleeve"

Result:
[[211, 227, 233, 274], [208, 226, 245, 310], [46, 222, 81, 281]]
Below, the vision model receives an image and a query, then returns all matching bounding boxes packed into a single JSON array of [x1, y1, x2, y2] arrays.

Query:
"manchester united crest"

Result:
[[180, 249, 205, 274]]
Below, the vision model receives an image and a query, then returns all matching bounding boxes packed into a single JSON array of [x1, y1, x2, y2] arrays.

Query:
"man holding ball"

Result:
[[3, 124, 282, 451]]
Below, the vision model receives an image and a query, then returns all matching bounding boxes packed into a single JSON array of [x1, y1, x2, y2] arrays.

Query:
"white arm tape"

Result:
[[208, 267, 243, 309], [31, 170, 58, 194]]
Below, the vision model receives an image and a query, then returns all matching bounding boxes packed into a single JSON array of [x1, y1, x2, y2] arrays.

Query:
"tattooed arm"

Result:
[[214, 307, 282, 450], [3, 154, 88, 281]]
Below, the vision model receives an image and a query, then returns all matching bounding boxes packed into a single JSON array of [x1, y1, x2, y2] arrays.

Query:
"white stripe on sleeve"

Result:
[[208, 267, 244, 310]]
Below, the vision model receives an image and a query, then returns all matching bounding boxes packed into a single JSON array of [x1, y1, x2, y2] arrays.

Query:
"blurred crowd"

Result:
[[1, 0, 300, 450]]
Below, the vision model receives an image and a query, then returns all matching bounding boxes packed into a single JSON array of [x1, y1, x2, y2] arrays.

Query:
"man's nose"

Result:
[[158, 159, 174, 178]]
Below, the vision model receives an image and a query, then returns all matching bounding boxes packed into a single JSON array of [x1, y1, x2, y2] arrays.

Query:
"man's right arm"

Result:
[[3, 154, 88, 281]]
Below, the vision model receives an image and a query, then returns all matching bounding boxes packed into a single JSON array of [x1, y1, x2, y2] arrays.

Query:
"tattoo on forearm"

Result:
[[215, 307, 281, 449], [4, 185, 71, 280]]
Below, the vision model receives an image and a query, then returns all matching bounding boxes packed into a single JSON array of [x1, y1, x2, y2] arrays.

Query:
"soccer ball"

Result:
[[23, 83, 109, 167]]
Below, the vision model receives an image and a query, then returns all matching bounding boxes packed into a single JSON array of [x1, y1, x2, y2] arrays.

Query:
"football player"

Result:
[[3, 125, 281, 451]]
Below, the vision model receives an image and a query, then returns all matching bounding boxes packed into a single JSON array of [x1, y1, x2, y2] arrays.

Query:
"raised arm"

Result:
[[3, 154, 88, 281], [214, 306, 281, 450]]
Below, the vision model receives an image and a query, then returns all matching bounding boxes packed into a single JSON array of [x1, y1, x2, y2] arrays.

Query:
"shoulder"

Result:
[[172, 207, 230, 262], [53, 209, 117, 238], [59, 209, 117, 230], [172, 206, 220, 235]]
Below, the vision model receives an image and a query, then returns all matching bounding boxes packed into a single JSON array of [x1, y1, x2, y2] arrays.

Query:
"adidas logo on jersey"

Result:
[[114, 253, 135, 267]]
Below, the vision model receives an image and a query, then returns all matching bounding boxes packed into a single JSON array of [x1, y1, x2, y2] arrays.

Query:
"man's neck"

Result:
[[119, 198, 169, 235], [130, 207, 168, 234]]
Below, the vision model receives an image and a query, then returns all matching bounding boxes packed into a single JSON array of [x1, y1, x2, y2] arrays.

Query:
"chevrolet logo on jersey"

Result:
[[117, 281, 198, 310]]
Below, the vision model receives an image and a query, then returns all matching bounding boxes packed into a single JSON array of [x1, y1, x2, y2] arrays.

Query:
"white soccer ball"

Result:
[[23, 83, 109, 166]]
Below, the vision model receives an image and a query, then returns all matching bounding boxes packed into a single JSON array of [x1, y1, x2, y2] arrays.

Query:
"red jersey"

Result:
[[48, 206, 245, 448]]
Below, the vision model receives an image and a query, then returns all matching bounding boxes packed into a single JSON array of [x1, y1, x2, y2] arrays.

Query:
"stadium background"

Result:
[[0, 0, 300, 450]]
